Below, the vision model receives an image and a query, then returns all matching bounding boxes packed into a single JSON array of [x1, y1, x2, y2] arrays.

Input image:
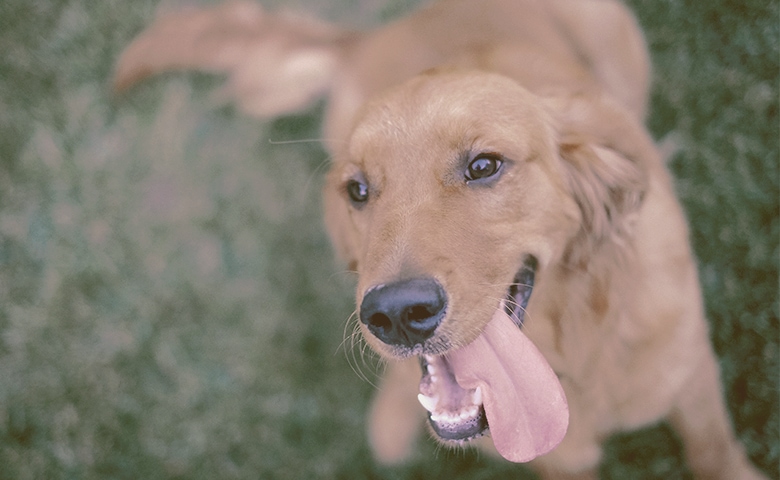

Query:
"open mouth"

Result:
[[417, 256, 538, 443], [411, 254, 567, 463], [418, 354, 488, 441]]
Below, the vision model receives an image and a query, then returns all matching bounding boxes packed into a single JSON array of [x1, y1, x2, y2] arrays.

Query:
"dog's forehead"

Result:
[[347, 72, 552, 176]]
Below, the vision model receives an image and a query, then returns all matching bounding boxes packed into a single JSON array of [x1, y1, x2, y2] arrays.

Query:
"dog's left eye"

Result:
[[465, 154, 503, 182]]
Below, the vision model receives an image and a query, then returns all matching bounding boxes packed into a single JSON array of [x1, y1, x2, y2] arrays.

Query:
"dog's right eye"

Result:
[[346, 179, 369, 205]]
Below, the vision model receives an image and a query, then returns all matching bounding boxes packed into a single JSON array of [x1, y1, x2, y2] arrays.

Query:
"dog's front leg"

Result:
[[368, 357, 426, 464], [668, 345, 768, 479]]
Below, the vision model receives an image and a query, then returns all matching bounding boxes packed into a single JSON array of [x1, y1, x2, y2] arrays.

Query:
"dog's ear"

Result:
[[113, 1, 349, 117], [550, 96, 651, 264]]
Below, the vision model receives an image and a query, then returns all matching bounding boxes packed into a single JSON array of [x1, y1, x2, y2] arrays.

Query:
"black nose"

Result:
[[359, 277, 447, 348]]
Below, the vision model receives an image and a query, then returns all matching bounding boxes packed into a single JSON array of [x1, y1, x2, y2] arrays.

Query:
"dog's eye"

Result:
[[346, 179, 369, 205], [465, 154, 503, 182]]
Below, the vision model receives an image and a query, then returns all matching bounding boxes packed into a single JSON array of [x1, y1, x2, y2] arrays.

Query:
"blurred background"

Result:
[[0, 0, 776, 478]]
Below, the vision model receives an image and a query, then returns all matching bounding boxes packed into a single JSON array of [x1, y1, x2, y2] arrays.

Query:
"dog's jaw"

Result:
[[418, 256, 565, 459]]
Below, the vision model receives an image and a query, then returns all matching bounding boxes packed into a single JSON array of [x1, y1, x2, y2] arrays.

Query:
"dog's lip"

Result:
[[504, 255, 537, 328]]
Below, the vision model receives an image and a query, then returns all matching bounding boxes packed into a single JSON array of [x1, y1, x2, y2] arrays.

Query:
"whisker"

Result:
[[352, 325, 377, 386], [300, 154, 333, 199], [477, 280, 534, 289], [338, 311, 383, 389], [267, 135, 350, 147], [266, 138, 338, 209], [486, 294, 532, 324], [328, 269, 358, 281], [336, 309, 358, 353], [339, 311, 367, 379], [431, 438, 446, 461], [267, 137, 327, 145]]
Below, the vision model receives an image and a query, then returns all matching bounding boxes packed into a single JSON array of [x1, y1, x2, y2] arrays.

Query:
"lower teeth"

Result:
[[429, 404, 480, 423]]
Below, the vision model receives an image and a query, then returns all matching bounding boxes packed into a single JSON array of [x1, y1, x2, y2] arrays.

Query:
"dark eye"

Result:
[[346, 179, 369, 205], [465, 154, 503, 182]]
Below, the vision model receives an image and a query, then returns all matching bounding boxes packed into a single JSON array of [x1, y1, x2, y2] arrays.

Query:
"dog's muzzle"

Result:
[[359, 257, 539, 445]]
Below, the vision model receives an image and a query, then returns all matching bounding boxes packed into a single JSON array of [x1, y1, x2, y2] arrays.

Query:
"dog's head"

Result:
[[323, 71, 647, 459]]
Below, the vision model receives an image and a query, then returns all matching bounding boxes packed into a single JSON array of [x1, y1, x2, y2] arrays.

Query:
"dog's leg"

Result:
[[668, 347, 768, 479], [368, 357, 426, 464], [530, 394, 603, 480]]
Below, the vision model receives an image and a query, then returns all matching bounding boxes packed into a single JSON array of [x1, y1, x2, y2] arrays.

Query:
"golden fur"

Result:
[[115, 1, 766, 477]]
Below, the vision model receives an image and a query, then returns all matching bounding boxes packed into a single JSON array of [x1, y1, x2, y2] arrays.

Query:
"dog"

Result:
[[114, 1, 767, 477]]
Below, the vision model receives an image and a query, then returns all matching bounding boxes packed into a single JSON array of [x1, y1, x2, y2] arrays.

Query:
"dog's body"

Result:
[[115, 1, 766, 478]]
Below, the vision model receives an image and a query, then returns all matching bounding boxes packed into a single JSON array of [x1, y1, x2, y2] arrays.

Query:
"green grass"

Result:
[[0, 0, 776, 478]]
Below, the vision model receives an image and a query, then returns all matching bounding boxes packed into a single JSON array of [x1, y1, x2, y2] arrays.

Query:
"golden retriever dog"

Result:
[[114, 0, 767, 478]]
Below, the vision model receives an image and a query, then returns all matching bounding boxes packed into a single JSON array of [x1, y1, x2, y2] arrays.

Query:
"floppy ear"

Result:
[[550, 96, 651, 265], [113, 1, 349, 117], [560, 139, 646, 241]]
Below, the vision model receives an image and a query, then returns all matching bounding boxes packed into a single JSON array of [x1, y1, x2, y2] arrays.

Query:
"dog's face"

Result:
[[323, 71, 644, 452], [327, 72, 586, 357]]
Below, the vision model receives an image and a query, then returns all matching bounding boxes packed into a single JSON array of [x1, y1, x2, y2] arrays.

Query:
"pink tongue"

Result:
[[448, 309, 569, 463]]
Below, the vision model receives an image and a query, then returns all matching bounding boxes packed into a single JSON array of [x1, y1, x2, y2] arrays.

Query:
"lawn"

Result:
[[0, 0, 776, 478]]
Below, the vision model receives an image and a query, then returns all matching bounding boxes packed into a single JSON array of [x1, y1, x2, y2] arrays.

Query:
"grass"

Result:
[[0, 0, 776, 478]]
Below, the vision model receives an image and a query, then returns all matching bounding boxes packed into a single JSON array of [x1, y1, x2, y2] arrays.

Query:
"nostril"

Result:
[[368, 312, 392, 331], [405, 305, 435, 323]]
